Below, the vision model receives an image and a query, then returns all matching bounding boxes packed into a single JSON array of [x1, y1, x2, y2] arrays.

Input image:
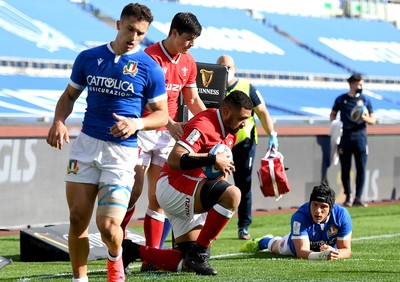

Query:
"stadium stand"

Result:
[[0, 0, 115, 64], [86, 0, 348, 75], [260, 12, 400, 78], [0, 0, 399, 124], [0, 0, 113, 123], [76, 0, 400, 123], [258, 85, 400, 124], [179, 0, 344, 17], [0, 74, 86, 122], [179, 0, 400, 27]]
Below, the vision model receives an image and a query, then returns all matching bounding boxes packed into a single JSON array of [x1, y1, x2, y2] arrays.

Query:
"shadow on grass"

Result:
[[212, 251, 297, 261]]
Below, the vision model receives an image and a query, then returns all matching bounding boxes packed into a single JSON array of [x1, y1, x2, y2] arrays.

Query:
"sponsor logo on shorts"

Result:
[[185, 197, 190, 217], [67, 160, 79, 174]]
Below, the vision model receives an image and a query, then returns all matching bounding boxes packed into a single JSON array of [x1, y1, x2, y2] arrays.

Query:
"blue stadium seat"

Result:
[[0, 0, 115, 61], [257, 85, 400, 121], [260, 13, 400, 78], [0, 75, 85, 122], [1, 0, 399, 124]]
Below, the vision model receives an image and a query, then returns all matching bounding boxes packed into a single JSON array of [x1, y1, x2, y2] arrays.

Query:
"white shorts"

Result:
[[156, 175, 207, 238], [65, 132, 138, 188], [137, 130, 176, 167], [278, 234, 295, 256]]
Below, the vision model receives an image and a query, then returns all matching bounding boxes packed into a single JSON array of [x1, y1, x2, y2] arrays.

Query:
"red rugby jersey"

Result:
[[143, 42, 197, 129], [160, 108, 236, 190]]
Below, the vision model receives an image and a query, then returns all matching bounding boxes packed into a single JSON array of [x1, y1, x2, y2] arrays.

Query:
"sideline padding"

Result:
[[20, 223, 145, 262], [196, 62, 227, 109], [178, 62, 227, 122]]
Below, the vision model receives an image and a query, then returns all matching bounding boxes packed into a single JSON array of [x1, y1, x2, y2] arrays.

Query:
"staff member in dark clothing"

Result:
[[330, 74, 376, 207]]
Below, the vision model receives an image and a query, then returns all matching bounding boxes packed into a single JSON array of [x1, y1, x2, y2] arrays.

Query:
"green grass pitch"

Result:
[[1, 203, 399, 281]]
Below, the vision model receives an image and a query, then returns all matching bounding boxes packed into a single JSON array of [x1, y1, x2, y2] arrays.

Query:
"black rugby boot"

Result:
[[122, 238, 141, 274], [184, 243, 217, 275]]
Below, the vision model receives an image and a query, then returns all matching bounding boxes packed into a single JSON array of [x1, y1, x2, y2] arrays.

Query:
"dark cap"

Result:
[[309, 185, 335, 211], [347, 73, 363, 83]]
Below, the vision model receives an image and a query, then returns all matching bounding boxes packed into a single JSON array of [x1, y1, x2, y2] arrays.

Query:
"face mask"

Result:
[[227, 69, 234, 82], [356, 88, 363, 94]]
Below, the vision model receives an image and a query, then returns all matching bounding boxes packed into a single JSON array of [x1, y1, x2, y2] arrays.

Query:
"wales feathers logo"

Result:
[[123, 61, 138, 77]]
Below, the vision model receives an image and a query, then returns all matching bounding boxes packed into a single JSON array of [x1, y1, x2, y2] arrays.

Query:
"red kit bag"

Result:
[[257, 149, 290, 201]]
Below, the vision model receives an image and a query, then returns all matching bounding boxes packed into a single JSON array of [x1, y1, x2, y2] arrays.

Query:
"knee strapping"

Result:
[[98, 183, 131, 208], [200, 179, 231, 211], [97, 183, 131, 220]]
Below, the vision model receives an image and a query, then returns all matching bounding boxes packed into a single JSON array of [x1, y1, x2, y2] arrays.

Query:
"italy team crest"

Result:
[[327, 225, 338, 237], [123, 61, 138, 77], [67, 160, 79, 174]]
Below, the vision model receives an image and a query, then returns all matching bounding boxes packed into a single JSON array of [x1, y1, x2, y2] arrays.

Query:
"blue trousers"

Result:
[[338, 131, 368, 198], [232, 138, 256, 230]]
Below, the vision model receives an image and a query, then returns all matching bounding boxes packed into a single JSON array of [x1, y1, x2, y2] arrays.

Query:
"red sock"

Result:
[[196, 205, 231, 248], [121, 206, 136, 238], [144, 211, 164, 248], [139, 245, 182, 271]]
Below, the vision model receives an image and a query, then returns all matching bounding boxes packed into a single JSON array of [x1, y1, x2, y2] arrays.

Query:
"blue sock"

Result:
[[160, 217, 172, 248], [258, 237, 272, 251]]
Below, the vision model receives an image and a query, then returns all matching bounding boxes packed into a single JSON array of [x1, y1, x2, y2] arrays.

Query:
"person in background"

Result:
[[46, 3, 168, 281], [240, 185, 352, 260], [123, 90, 253, 275], [330, 74, 376, 207], [216, 55, 278, 240], [120, 12, 206, 272]]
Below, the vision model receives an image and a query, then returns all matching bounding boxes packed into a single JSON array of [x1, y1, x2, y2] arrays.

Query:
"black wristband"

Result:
[[180, 153, 216, 170]]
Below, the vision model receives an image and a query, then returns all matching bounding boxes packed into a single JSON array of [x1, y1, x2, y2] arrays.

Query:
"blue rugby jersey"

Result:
[[332, 93, 373, 131], [69, 43, 167, 147], [288, 202, 352, 256]]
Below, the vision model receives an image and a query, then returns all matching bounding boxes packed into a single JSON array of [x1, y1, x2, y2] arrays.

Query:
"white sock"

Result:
[[72, 277, 88, 282], [176, 259, 184, 272], [267, 236, 282, 252], [107, 248, 122, 262]]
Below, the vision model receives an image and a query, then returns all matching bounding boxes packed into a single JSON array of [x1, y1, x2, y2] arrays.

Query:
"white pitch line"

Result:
[[212, 233, 400, 259], [352, 233, 400, 241]]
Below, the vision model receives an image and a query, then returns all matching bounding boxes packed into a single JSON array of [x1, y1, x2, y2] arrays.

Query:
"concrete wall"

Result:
[[1, 132, 399, 229]]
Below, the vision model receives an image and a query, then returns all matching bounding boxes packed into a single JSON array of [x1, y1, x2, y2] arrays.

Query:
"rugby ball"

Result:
[[202, 144, 232, 179], [350, 105, 368, 123]]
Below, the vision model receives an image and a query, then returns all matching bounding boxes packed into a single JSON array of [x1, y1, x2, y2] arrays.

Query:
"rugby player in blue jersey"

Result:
[[240, 185, 352, 260], [46, 3, 167, 281]]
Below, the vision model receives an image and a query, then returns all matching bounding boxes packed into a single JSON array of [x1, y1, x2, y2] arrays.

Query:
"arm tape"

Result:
[[131, 118, 144, 130], [180, 153, 216, 170], [307, 250, 331, 260]]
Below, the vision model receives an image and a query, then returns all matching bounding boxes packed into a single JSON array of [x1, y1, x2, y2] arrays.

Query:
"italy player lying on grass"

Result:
[[240, 185, 352, 260]]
